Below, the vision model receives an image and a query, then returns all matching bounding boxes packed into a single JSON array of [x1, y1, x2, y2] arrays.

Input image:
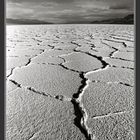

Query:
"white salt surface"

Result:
[[9, 63, 81, 98], [62, 52, 103, 72], [6, 88, 86, 140], [6, 24, 134, 140], [86, 67, 134, 86]]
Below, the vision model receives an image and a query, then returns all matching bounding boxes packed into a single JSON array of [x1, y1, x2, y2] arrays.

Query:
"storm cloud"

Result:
[[6, 0, 134, 23]]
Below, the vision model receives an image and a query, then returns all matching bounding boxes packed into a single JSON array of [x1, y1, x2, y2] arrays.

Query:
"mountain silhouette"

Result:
[[6, 14, 134, 25], [90, 14, 134, 24], [6, 18, 53, 25]]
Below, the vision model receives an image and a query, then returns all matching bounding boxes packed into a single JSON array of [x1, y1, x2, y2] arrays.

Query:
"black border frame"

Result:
[[136, 0, 139, 139], [0, 0, 5, 139], [1, 0, 138, 140]]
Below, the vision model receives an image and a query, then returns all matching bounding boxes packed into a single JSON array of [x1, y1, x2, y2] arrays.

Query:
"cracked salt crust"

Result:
[[81, 82, 134, 140], [31, 54, 64, 65], [42, 49, 73, 57], [113, 51, 134, 61], [87, 110, 135, 140], [82, 82, 134, 117], [6, 57, 30, 70], [6, 80, 18, 93], [7, 49, 43, 57], [102, 39, 125, 49], [8, 63, 81, 98], [6, 88, 86, 140], [104, 57, 134, 69], [111, 35, 134, 42], [53, 43, 78, 50], [6, 24, 134, 140], [86, 67, 134, 86], [61, 52, 103, 72]]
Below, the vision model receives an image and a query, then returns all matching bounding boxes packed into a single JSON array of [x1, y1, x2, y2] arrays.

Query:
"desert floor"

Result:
[[6, 24, 134, 140]]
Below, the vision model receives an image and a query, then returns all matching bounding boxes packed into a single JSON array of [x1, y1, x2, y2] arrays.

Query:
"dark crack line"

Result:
[[27, 87, 50, 97], [101, 40, 120, 57], [111, 36, 134, 42], [111, 65, 134, 70], [71, 41, 81, 47], [119, 82, 133, 87], [9, 79, 21, 88], [110, 33, 134, 38], [48, 63, 94, 139], [48, 49, 110, 76], [54, 48, 64, 51], [121, 66, 134, 70], [8, 79, 71, 101], [48, 60, 110, 76], [91, 80, 133, 87], [7, 49, 46, 77], [105, 38, 127, 48], [111, 57, 134, 62], [9, 79, 50, 97], [73, 72, 86, 98], [16, 40, 129, 140], [7, 68, 15, 78], [57, 56, 66, 63], [71, 99, 93, 140], [48, 44, 55, 49], [28, 133, 36, 140], [32, 38, 42, 43], [24, 58, 32, 66], [48, 62, 81, 73], [71, 72, 93, 140], [73, 49, 109, 69], [24, 49, 46, 67]]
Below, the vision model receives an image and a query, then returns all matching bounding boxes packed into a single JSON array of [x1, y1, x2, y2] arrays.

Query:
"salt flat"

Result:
[[6, 24, 134, 140]]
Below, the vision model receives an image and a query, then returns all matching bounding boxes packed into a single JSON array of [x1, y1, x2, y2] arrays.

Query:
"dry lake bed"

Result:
[[6, 24, 135, 140]]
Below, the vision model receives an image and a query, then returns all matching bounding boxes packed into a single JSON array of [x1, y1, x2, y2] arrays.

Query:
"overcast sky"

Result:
[[6, 0, 134, 23]]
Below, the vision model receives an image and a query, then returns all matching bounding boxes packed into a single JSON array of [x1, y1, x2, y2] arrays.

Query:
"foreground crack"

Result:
[[48, 60, 99, 139], [71, 99, 93, 140], [71, 72, 95, 140]]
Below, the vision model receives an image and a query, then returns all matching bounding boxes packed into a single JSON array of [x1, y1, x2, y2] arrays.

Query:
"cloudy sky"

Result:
[[6, 0, 134, 23]]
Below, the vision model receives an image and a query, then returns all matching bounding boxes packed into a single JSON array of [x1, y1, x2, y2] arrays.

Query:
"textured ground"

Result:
[[6, 24, 134, 140]]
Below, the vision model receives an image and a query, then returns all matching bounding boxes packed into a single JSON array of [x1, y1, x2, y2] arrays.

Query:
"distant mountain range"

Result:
[[6, 18, 53, 25], [90, 14, 134, 24], [6, 14, 134, 25]]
